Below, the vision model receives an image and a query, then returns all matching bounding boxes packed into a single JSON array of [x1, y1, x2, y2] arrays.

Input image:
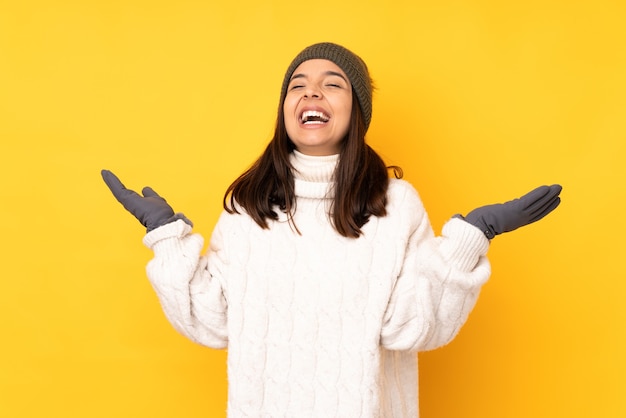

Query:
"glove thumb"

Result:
[[142, 187, 163, 199]]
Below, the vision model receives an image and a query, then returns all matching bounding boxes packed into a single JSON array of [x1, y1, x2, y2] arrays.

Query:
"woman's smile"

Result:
[[283, 59, 353, 156]]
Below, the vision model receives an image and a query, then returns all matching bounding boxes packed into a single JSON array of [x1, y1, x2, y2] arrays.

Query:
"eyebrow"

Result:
[[289, 70, 349, 83]]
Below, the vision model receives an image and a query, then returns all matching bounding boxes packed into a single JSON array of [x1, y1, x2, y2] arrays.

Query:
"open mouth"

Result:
[[300, 110, 330, 125]]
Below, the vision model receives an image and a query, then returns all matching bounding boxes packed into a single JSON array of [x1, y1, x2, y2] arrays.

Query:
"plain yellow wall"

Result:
[[1, 0, 624, 417]]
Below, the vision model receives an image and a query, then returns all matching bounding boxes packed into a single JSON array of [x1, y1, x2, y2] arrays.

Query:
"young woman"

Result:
[[102, 42, 561, 417]]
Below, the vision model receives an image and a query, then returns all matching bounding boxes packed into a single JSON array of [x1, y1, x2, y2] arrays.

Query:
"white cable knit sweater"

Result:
[[142, 151, 491, 417]]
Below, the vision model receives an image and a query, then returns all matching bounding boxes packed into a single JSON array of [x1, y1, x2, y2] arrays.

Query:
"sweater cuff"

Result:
[[142, 219, 193, 249], [440, 217, 490, 272]]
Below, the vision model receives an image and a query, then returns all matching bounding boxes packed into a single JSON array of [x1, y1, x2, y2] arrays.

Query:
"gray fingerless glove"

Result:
[[101, 169, 193, 232], [459, 184, 562, 240]]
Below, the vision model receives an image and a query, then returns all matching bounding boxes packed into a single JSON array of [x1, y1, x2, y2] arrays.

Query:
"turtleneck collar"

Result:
[[289, 150, 339, 199]]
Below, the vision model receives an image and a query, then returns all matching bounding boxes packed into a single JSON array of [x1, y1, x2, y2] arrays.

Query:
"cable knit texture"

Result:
[[143, 150, 491, 417]]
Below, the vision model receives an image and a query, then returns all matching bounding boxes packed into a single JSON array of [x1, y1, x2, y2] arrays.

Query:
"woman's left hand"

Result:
[[460, 184, 562, 239]]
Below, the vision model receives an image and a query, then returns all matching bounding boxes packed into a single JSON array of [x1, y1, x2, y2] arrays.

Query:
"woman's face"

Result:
[[283, 59, 353, 156]]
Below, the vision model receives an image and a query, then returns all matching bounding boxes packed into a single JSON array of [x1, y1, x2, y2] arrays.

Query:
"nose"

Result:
[[304, 84, 322, 99]]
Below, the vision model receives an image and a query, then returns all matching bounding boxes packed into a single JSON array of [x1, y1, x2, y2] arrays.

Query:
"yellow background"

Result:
[[1, 0, 624, 416]]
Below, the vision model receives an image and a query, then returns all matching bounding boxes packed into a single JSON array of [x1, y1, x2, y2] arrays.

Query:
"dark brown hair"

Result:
[[223, 93, 399, 238]]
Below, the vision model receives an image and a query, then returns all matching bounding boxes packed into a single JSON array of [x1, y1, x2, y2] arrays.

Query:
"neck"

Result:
[[290, 150, 339, 183]]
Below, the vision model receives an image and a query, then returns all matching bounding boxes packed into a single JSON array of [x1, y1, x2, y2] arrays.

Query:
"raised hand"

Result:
[[101, 169, 192, 232], [462, 184, 562, 239]]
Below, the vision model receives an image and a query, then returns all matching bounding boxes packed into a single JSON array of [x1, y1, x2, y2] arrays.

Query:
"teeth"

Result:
[[301, 110, 330, 124]]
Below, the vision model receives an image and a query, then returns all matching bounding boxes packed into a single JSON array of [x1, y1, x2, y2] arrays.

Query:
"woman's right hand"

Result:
[[101, 169, 192, 232]]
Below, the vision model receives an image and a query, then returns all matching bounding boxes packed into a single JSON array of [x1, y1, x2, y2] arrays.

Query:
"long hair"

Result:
[[223, 98, 399, 238]]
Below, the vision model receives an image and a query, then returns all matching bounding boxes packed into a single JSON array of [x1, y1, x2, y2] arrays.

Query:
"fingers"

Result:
[[543, 184, 562, 202], [101, 169, 132, 202], [524, 184, 562, 223], [529, 196, 561, 223], [101, 169, 126, 193], [549, 184, 563, 194], [101, 169, 141, 205], [519, 185, 551, 209], [520, 184, 562, 210]]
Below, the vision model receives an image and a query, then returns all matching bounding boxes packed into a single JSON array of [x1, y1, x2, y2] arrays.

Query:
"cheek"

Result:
[[336, 93, 353, 123], [282, 99, 296, 126], [282, 102, 299, 141], [283, 94, 298, 114], [337, 100, 353, 131]]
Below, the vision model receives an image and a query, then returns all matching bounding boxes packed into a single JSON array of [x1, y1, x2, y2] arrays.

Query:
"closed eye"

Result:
[[288, 73, 306, 91]]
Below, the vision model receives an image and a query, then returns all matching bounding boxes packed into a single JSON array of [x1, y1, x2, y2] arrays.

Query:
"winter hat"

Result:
[[280, 42, 373, 130]]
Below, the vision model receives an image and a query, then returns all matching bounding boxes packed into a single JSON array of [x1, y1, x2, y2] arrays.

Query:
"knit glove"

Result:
[[460, 184, 562, 240], [101, 169, 193, 232]]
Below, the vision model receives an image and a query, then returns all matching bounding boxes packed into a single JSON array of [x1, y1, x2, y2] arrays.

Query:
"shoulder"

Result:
[[382, 179, 433, 236], [214, 206, 255, 235], [386, 179, 426, 213]]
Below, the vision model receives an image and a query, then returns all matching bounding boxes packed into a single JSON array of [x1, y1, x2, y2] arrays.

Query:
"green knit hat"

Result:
[[279, 42, 373, 131]]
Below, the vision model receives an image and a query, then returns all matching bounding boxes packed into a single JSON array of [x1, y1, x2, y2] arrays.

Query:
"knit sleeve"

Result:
[[380, 184, 491, 352], [142, 218, 228, 349]]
